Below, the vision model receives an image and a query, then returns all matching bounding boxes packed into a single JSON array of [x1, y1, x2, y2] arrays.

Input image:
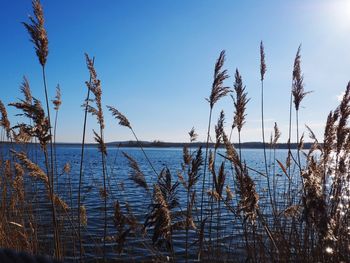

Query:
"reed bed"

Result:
[[0, 1, 349, 262]]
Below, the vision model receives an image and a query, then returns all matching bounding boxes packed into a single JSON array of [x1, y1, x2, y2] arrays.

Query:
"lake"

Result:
[[3, 144, 303, 262]]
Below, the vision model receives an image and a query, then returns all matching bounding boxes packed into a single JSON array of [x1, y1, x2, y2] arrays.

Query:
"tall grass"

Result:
[[0, 1, 350, 262]]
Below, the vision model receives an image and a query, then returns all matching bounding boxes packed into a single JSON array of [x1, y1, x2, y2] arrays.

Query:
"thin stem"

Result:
[[200, 107, 212, 223], [296, 110, 303, 188], [130, 128, 158, 179], [43, 147, 60, 259], [287, 89, 293, 206], [42, 66, 61, 259], [78, 57, 94, 261], [238, 130, 242, 161], [197, 107, 213, 261], [185, 187, 190, 262], [261, 80, 274, 215], [53, 109, 58, 193], [100, 126, 107, 262]]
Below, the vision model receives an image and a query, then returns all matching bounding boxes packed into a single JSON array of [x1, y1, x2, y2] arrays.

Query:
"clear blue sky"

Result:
[[1, 0, 350, 143]]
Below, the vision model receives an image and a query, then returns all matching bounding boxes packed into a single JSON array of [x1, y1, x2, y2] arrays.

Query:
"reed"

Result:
[[259, 41, 275, 218], [22, 0, 61, 258], [200, 51, 230, 257], [292, 46, 311, 178], [84, 54, 108, 261]]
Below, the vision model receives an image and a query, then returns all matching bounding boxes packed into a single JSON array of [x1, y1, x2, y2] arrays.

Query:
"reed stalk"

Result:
[[78, 57, 94, 261], [260, 41, 275, 216]]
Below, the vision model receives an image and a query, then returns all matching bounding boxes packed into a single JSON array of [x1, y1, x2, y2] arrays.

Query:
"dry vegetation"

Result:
[[0, 1, 349, 262]]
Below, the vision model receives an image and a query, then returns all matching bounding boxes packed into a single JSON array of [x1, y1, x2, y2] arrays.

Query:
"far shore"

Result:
[[0, 141, 316, 149]]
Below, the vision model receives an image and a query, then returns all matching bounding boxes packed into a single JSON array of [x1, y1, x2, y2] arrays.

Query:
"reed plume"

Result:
[[93, 129, 107, 156], [52, 85, 61, 111], [213, 162, 226, 200], [13, 162, 25, 204], [235, 164, 259, 223], [145, 168, 180, 254], [272, 122, 281, 145], [85, 55, 104, 129], [260, 41, 266, 81], [187, 147, 203, 190], [107, 106, 131, 129], [232, 69, 249, 133], [13, 150, 69, 210], [207, 51, 231, 108], [0, 100, 11, 140], [214, 110, 225, 150], [10, 98, 50, 149], [13, 77, 33, 143], [301, 157, 327, 238], [292, 46, 310, 111], [22, 0, 48, 67], [20, 76, 33, 105], [231, 68, 249, 159], [335, 82, 350, 154], [123, 152, 148, 191], [188, 127, 198, 142], [12, 151, 48, 184], [323, 111, 338, 164], [182, 146, 191, 167]]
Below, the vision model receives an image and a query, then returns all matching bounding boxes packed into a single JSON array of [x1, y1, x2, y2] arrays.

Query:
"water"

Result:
[[2, 144, 304, 261]]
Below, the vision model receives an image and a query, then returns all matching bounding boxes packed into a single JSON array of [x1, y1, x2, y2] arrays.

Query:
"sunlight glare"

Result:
[[328, 0, 350, 30]]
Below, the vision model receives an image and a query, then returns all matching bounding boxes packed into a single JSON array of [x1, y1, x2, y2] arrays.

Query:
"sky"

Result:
[[1, 0, 350, 143]]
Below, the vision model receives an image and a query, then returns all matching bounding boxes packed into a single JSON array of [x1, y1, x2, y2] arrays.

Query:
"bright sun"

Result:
[[330, 0, 350, 29]]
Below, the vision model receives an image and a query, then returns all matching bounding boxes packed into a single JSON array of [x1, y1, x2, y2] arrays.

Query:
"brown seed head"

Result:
[[232, 69, 250, 132], [85, 54, 104, 129], [260, 41, 266, 81], [93, 129, 107, 156], [23, 0, 48, 66], [20, 76, 33, 104], [52, 85, 62, 111], [107, 105, 131, 129], [0, 100, 11, 139], [272, 122, 281, 145], [188, 127, 198, 142], [207, 50, 231, 108], [292, 45, 311, 111], [215, 110, 225, 149], [123, 152, 148, 190]]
